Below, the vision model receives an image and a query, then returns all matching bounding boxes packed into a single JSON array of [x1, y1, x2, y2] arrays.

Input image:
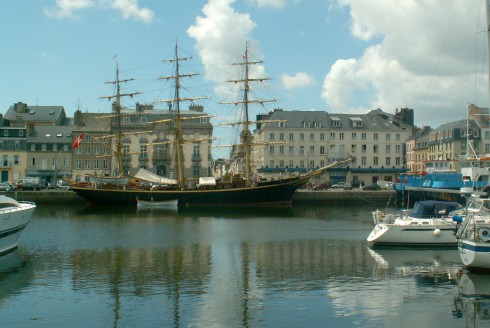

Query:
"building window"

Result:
[[269, 146, 274, 154], [123, 117, 130, 123], [373, 157, 378, 165], [362, 145, 367, 153], [309, 146, 314, 155], [289, 146, 294, 154], [352, 133, 356, 140], [320, 133, 325, 141], [279, 146, 284, 155], [269, 133, 275, 141], [3, 130, 8, 137], [362, 157, 366, 165], [386, 145, 391, 153], [396, 145, 401, 153], [141, 145, 147, 158], [396, 133, 401, 141], [299, 146, 305, 155], [289, 133, 294, 141], [362, 133, 366, 140], [19, 130, 24, 137], [103, 160, 109, 169], [279, 133, 284, 141], [14, 155, 19, 165], [374, 133, 378, 140], [193, 165, 200, 176], [123, 145, 130, 157], [320, 146, 325, 155], [85, 160, 90, 169], [289, 160, 294, 167], [141, 117, 148, 123], [339, 133, 344, 140], [94, 147, 99, 155], [86, 135, 92, 143], [279, 160, 284, 167], [42, 144, 47, 151], [396, 157, 401, 165], [330, 133, 335, 140], [386, 157, 391, 166], [86, 147, 91, 155], [386, 133, 391, 141], [94, 160, 99, 169], [300, 133, 304, 141], [76, 160, 81, 169], [374, 145, 378, 153]]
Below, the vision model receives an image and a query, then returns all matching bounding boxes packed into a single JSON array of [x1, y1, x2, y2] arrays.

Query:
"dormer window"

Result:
[[350, 117, 363, 127], [302, 121, 311, 128], [331, 117, 341, 127]]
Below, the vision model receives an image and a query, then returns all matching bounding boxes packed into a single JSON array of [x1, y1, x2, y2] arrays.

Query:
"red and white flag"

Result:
[[72, 134, 84, 149]]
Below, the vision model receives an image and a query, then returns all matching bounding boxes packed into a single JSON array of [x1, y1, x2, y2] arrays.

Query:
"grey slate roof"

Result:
[[4, 103, 66, 123], [28, 125, 73, 143], [258, 108, 412, 131]]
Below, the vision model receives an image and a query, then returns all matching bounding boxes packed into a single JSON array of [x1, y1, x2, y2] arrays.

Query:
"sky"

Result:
[[2, 0, 490, 157]]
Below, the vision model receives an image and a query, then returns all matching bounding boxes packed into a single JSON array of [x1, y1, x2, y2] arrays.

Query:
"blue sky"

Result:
[[2, 0, 490, 157]]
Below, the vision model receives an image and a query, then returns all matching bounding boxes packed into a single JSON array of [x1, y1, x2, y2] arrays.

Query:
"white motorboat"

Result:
[[0, 195, 36, 255], [456, 197, 490, 271], [367, 200, 462, 247]]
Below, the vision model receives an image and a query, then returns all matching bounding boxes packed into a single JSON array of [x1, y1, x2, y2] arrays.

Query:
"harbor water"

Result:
[[0, 202, 488, 327]]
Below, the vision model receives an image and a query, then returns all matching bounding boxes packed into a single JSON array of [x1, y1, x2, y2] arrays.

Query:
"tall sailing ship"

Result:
[[70, 43, 354, 206]]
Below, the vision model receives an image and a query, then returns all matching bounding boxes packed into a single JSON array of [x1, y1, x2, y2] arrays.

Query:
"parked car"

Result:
[[312, 183, 331, 190], [331, 182, 353, 190], [0, 182, 14, 191], [363, 183, 381, 191]]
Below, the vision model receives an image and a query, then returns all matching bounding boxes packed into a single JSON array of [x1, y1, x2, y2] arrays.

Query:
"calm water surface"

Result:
[[0, 202, 488, 327]]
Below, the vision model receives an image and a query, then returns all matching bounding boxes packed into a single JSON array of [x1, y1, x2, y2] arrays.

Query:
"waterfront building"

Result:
[[468, 103, 490, 155], [424, 119, 481, 172], [72, 103, 213, 184], [252, 108, 413, 185], [3, 102, 72, 184], [0, 117, 27, 182], [406, 126, 431, 173]]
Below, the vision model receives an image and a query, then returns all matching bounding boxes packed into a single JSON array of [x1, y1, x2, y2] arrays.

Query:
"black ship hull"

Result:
[[71, 176, 309, 207]]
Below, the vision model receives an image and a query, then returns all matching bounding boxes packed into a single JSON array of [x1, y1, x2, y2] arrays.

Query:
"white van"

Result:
[[19, 177, 41, 190]]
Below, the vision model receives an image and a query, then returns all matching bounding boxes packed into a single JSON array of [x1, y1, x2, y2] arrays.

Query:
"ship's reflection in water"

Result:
[[0, 203, 484, 327]]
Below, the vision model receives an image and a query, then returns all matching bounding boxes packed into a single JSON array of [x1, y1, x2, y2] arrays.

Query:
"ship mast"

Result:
[[158, 43, 201, 189], [226, 42, 276, 186], [100, 62, 141, 176]]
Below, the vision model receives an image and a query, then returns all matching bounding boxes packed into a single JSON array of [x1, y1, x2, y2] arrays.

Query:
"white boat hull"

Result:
[[0, 201, 36, 255], [458, 239, 490, 270], [368, 223, 457, 246]]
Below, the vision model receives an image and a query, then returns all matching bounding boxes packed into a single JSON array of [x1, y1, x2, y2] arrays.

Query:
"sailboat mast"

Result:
[[243, 42, 252, 185], [115, 63, 124, 175], [486, 0, 490, 101], [100, 61, 141, 176], [173, 44, 185, 189]]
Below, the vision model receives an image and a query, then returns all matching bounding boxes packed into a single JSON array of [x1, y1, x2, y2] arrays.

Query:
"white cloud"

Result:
[[110, 0, 154, 23], [248, 0, 286, 9], [323, 0, 488, 127], [44, 0, 154, 23], [281, 72, 314, 90], [187, 0, 264, 101], [44, 0, 94, 20]]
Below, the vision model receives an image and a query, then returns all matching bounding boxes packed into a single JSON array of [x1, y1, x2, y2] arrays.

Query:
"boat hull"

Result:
[[71, 176, 309, 206], [0, 202, 36, 255], [368, 223, 457, 247], [458, 240, 490, 270]]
